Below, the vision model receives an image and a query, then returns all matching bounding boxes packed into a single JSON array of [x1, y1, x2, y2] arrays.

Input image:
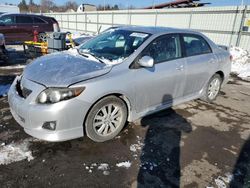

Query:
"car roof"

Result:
[[0, 13, 50, 18], [116, 25, 200, 35]]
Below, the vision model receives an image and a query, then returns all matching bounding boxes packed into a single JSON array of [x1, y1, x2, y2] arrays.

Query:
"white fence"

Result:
[[45, 6, 250, 50]]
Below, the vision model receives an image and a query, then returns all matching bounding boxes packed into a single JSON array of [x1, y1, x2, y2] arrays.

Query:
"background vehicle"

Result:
[[8, 27, 231, 142], [0, 13, 60, 44], [0, 33, 7, 62]]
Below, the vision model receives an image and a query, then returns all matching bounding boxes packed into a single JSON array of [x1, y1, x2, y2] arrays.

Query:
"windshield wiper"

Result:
[[77, 49, 105, 64]]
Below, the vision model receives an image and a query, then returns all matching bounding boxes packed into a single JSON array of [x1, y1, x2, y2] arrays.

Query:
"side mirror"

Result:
[[0, 23, 5, 26], [138, 56, 154, 68]]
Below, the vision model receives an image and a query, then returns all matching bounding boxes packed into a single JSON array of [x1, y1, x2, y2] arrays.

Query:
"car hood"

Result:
[[23, 49, 112, 87]]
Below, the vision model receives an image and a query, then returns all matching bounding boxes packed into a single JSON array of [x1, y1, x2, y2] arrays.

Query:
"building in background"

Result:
[[77, 4, 97, 12], [144, 0, 210, 9]]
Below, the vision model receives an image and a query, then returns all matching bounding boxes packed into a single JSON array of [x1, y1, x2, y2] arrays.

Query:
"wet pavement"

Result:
[[0, 49, 250, 187]]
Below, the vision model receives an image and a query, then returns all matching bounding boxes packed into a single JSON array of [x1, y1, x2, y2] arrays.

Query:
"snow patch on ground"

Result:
[[97, 163, 110, 175], [116, 161, 131, 169], [213, 173, 234, 188], [97, 163, 109, 171], [230, 47, 250, 81], [130, 137, 144, 153], [0, 138, 34, 165], [0, 64, 26, 70], [0, 84, 11, 97]]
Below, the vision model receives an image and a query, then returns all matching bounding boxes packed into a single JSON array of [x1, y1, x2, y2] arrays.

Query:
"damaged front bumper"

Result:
[[8, 76, 91, 142]]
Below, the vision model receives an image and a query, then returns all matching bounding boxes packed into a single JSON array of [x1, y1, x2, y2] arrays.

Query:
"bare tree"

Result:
[[40, 0, 55, 13], [64, 1, 78, 12], [18, 0, 29, 12]]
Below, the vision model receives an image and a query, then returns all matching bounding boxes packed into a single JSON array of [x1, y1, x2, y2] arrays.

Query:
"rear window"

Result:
[[33, 17, 46, 24], [183, 34, 212, 57], [0, 15, 15, 24], [16, 16, 33, 24]]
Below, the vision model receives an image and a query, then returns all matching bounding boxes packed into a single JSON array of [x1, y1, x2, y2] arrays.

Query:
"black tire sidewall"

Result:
[[85, 96, 128, 142]]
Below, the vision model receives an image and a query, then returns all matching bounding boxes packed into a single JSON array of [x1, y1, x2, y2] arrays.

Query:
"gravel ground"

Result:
[[0, 47, 250, 187]]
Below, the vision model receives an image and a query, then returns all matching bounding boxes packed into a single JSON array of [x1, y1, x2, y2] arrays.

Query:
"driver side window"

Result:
[[141, 34, 181, 64]]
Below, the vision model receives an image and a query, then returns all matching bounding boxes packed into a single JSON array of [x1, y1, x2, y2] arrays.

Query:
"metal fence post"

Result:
[[229, 6, 239, 46], [188, 10, 193, 29], [236, 5, 247, 47], [85, 13, 87, 33], [75, 13, 78, 32], [97, 11, 99, 34], [61, 14, 63, 30], [155, 10, 158, 27], [67, 14, 69, 31], [112, 11, 114, 27]]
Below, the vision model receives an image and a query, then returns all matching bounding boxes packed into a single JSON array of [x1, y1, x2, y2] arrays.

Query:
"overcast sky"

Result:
[[1, 0, 250, 7]]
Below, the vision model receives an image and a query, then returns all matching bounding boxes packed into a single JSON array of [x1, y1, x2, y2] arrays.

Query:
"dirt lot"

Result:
[[0, 47, 250, 188]]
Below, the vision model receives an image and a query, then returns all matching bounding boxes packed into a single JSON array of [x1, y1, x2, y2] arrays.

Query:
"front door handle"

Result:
[[176, 65, 184, 71], [10, 26, 17, 28]]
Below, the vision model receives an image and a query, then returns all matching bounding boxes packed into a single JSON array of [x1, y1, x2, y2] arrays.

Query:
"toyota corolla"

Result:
[[8, 26, 231, 142]]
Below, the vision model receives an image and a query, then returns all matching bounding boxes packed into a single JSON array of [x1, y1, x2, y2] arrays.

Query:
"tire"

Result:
[[201, 73, 222, 103], [85, 96, 128, 142], [38, 33, 47, 42]]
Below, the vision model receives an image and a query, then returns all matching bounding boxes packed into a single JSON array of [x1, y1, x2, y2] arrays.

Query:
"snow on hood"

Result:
[[230, 47, 250, 81], [23, 49, 112, 87]]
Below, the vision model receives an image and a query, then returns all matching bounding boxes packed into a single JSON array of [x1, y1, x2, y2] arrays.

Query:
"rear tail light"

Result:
[[53, 23, 60, 32]]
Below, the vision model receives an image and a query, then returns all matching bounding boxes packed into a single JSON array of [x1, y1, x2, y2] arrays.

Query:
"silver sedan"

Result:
[[8, 26, 231, 142]]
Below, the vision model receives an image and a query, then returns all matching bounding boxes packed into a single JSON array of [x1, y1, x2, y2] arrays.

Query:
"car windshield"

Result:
[[78, 29, 151, 64]]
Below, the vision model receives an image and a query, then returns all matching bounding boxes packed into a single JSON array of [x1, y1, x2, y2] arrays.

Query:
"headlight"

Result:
[[37, 87, 85, 104]]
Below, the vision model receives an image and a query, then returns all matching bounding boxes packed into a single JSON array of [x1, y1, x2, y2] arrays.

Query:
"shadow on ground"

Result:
[[137, 95, 192, 187], [230, 136, 250, 188]]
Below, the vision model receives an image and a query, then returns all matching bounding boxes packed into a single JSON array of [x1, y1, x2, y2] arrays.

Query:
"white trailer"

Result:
[[0, 4, 20, 14]]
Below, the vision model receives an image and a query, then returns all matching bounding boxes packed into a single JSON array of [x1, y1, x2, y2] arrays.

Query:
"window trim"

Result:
[[130, 33, 183, 69], [180, 33, 213, 58], [0, 15, 15, 25], [33, 16, 48, 24]]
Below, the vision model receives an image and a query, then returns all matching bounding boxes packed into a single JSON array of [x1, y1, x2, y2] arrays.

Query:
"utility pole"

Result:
[[241, 0, 244, 6]]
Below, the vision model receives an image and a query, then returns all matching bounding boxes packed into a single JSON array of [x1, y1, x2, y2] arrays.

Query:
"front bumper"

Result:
[[8, 77, 91, 142]]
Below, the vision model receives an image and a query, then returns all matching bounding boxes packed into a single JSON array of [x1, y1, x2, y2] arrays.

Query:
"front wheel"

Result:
[[85, 96, 128, 142], [201, 74, 222, 103]]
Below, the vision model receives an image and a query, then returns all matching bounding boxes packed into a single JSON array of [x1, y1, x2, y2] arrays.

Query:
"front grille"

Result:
[[16, 80, 32, 98]]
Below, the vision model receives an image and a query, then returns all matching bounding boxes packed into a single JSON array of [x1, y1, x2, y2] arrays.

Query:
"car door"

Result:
[[33, 16, 47, 33], [181, 34, 217, 96], [133, 34, 185, 113], [15, 15, 34, 41], [0, 14, 17, 43]]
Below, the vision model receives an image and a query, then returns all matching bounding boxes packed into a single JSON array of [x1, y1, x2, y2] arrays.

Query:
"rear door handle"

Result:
[[10, 26, 17, 28], [33, 26, 39, 28], [208, 58, 216, 63]]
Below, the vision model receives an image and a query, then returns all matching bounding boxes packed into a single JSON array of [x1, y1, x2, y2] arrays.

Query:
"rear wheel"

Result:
[[38, 33, 47, 42], [85, 96, 128, 142], [201, 74, 222, 103]]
